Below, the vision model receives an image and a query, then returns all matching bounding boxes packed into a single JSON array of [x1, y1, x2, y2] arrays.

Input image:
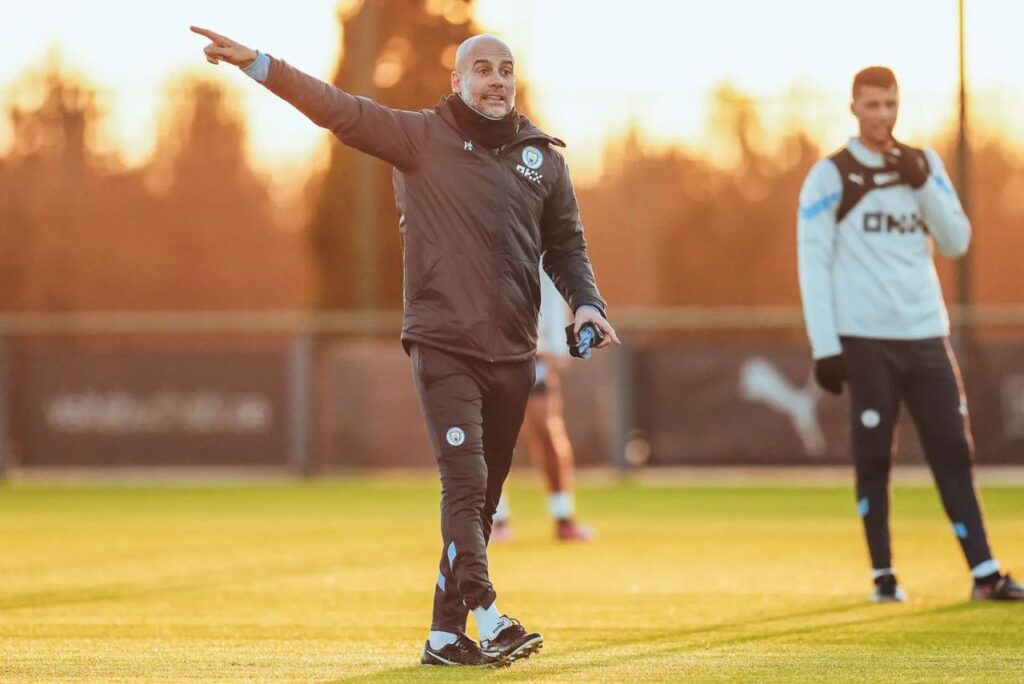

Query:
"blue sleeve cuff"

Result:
[[240, 51, 270, 83]]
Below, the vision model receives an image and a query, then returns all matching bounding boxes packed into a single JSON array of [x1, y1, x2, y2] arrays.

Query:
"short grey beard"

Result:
[[460, 90, 511, 120]]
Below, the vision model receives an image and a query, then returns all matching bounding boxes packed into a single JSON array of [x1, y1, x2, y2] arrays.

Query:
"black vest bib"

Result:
[[829, 148, 907, 223]]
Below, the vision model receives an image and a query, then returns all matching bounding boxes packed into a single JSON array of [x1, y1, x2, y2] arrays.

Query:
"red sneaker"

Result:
[[555, 519, 594, 542], [490, 521, 513, 544]]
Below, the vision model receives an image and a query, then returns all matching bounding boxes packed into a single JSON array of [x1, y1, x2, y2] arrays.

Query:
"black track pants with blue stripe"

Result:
[[410, 343, 534, 633], [842, 336, 994, 574]]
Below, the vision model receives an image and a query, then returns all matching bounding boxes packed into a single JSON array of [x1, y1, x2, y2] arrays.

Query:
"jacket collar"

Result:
[[436, 95, 566, 150]]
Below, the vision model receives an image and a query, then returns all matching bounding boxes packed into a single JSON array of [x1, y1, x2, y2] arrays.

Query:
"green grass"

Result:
[[1, 477, 1022, 682]]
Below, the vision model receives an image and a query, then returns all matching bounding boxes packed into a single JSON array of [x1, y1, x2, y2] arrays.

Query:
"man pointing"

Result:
[[192, 26, 618, 667]]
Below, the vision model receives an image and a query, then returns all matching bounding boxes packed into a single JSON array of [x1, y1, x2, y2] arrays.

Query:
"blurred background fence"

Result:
[[3, 306, 1023, 476], [4, 1, 1024, 478]]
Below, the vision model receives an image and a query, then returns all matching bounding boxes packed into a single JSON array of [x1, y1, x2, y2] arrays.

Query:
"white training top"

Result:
[[537, 270, 570, 357], [797, 137, 971, 359]]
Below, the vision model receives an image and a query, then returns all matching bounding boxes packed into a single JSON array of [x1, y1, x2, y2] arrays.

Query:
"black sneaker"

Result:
[[420, 633, 496, 666], [479, 616, 543, 664], [972, 573, 1024, 601], [871, 573, 907, 603]]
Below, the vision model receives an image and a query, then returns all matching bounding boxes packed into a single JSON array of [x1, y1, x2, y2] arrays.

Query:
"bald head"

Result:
[[455, 34, 514, 73], [451, 34, 516, 119]]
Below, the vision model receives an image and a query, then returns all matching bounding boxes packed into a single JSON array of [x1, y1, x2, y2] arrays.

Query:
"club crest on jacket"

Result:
[[522, 146, 543, 169]]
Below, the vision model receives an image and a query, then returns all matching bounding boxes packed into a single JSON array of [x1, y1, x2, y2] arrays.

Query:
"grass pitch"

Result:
[[1, 476, 1022, 682]]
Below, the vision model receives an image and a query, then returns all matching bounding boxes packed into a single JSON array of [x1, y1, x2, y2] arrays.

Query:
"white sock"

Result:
[[971, 559, 1001, 578], [872, 568, 895, 580], [494, 494, 511, 524], [472, 603, 503, 641], [428, 630, 458, 650], [548, 491, 575, 520]]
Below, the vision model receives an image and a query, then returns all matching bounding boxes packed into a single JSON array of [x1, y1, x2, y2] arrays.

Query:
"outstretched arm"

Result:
[[190, 26, 258, 67], [190, 25, 426, 171]]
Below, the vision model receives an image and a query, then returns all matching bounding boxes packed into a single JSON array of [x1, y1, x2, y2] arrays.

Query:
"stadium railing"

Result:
[[1, 305, 1022, 477]]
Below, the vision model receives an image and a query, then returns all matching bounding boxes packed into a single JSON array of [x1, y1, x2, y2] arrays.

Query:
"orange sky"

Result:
[[2, 0, 1023, 185]]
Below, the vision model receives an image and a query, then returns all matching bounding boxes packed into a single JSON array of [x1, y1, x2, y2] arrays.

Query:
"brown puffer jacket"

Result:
[[262, 57, 607, 362]]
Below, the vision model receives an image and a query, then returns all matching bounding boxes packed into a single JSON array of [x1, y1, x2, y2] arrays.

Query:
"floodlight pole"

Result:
[[954, 0, 973, 345]]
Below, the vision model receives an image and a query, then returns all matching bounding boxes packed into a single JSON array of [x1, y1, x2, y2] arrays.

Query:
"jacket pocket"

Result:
[[407, 252, 494, 350], [498, 259, 541, 351], [405, 251, 443, 305]]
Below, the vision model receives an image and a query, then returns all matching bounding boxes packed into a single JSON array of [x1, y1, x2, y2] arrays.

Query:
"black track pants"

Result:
[[410, 343, 534, 632], [842, 336, 993, 573]]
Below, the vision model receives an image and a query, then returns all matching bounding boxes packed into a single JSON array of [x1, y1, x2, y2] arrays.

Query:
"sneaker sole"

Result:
[[498, 635, 544, 664], [871, 588, 907, 604], [971, 593, 1024, 602], [487, 658, 514, 670], [419, 652, 460, 666], [421, 650, 498, 667]]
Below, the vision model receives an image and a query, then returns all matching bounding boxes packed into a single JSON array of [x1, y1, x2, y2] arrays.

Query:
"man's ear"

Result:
[[451, 70, 461, 94]]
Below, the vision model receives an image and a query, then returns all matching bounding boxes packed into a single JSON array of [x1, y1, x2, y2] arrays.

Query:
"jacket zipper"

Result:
[[488, 144, 509, 363]]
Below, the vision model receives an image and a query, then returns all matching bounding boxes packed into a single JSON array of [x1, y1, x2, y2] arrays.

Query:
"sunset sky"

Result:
[[2, 0, 1023, 184]]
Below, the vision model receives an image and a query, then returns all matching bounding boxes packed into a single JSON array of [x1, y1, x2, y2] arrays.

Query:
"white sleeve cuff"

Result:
[[240, 51, 270, 83], [811, 338, 843, 359], [575, 304, 604, 317]]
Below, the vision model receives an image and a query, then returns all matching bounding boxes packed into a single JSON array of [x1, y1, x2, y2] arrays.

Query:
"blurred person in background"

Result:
[[492, 271, 595, 543], [797, 66, 1023, 604], [191, 26, 619, 667]]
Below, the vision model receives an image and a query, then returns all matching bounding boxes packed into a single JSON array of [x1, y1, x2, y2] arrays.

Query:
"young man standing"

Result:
[[797, 66, 1022, 603], [191, 27, 618, 666]]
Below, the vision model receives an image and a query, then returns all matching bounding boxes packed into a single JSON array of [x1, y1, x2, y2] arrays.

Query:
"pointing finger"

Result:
[[190, 25, 219, 40], [190, 25, 233, 46]]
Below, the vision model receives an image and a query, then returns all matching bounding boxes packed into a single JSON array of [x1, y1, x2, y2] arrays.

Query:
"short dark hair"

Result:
[[852, 66, 898, 98]]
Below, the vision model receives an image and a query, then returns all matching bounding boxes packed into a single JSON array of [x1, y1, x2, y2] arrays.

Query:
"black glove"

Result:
[[565, 322, 605, 359], [883, 141, 929, 189], [814, 354, 845, 395]]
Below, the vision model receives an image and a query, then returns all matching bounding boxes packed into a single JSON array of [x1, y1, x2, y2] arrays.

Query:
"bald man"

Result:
[[191, 27, 618, 667]]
